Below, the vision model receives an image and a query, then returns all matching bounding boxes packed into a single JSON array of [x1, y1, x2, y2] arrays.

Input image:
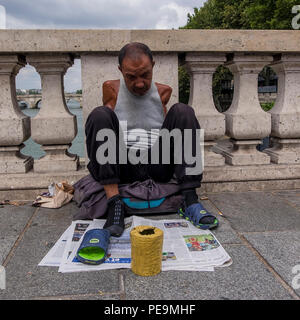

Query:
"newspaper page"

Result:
[[58, 217, 134, 273], [132, 216, 232, 271], [38, 225, 72, 267]]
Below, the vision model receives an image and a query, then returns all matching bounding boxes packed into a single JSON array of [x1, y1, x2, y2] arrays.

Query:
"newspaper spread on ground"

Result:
[[39, 215, 232, 273], [38, 225, 72, 267]]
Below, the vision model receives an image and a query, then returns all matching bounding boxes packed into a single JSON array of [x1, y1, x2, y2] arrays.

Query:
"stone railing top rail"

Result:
[[0, 29, 300, 54]]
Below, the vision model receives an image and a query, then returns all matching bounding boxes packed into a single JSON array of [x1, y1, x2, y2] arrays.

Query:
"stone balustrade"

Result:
[[0, 30, 300, 196]]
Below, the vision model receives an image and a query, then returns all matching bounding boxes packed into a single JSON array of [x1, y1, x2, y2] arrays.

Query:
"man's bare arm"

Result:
[[102, 80, 120, 109], [156, 83, 173, 114], [101, 80, 120, 199]]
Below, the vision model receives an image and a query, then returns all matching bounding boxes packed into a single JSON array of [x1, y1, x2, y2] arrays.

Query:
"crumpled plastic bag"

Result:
[[32, 181, 75, 208]]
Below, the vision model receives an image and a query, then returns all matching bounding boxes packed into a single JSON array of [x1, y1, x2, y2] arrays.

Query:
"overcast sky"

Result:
[[0, 0, 206, 91]]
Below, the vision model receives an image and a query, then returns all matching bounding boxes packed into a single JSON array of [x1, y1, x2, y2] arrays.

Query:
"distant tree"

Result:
[[76, 89, 82, 94], [183, 0, 299, 30], [28, 89, 41, 95]]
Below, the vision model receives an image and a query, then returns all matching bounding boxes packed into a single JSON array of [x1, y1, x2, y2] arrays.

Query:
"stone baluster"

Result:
[[0, 55, 33, 173], [221, 53, 272, 165], [184, 53, 226, 167], [263, 54, 300, 164], [27, 54, 79, 172]]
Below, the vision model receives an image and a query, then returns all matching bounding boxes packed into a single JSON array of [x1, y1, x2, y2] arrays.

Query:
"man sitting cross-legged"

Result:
[[85, 42, 219, 237]]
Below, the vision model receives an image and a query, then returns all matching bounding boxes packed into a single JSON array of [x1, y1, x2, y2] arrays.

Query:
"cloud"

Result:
[[1, 0, 205, 29], [16, 65, 41, 90], [156, 2, 195, 29]]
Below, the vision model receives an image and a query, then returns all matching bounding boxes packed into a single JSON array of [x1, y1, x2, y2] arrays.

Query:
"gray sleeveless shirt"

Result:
[[114, 78, 165, 150]]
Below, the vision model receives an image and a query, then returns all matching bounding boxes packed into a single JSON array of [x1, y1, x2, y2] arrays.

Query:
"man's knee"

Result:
[[85, 105, 116, 132], [168, 103, 195, 117], [87, 105, 114, 124]]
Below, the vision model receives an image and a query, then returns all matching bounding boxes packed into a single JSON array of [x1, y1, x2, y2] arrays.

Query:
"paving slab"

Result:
[[0, 203, 36, 236], [122, 244, 294, 300], [243, 230, 300, 297], [34, 201, 80, 227], [0, 236, 18, 265], [0, 205, 121, 300], [0, 204, 36, 265], [32, 293, 122, 300], [198, 199, 242, 244], [271, 190, 300, 210], [207, 192, 300, 232]]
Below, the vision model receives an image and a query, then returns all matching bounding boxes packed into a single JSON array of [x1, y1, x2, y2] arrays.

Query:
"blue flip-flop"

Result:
[[76, 229, 110, 265], [178, 202, 219, 230]]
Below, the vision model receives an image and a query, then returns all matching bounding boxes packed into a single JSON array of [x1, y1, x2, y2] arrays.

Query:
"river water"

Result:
[[21, 100, 85, 159]]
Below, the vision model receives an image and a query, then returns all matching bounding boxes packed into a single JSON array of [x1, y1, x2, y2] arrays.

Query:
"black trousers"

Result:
[[85, 103, 203, 191]]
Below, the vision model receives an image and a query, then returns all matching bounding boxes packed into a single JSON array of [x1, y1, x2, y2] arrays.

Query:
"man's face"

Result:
[[119, 54, 155, 96]]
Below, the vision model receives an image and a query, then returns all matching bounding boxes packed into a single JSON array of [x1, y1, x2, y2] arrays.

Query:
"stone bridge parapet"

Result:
[[0, 30, 300, 195]]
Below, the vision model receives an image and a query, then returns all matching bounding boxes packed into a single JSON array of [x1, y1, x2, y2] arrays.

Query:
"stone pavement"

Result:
[[0, 189, 300, 300]]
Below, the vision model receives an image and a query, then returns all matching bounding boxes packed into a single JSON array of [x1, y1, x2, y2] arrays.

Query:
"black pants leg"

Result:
[[85, 104, 203, 190], [147, 103, 203, 190], [85, 105, 140, 185]]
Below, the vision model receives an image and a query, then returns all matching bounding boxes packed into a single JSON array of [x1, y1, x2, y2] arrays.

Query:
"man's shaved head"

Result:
[[118, 42, 153, 67]]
